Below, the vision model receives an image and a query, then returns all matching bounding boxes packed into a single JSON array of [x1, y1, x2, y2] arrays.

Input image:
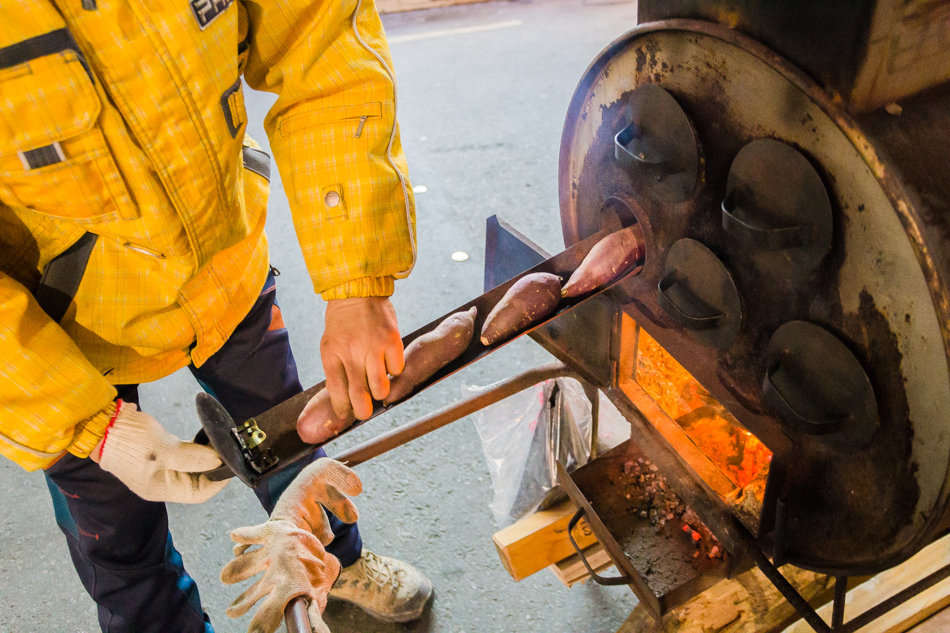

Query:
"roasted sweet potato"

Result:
[[561, 225, 644, 298], [297, 388, 356, 444], [384, 306, 477, 406], [480, 272, 561, 346]]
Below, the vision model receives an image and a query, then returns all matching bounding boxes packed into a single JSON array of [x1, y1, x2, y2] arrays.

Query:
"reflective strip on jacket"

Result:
[[0, 0, 416, 470]]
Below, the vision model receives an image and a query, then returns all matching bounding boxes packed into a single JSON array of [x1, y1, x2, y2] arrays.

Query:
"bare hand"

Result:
[[321, 297, 404, 420]]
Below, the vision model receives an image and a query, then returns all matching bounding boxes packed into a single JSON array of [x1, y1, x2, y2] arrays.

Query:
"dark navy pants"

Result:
[[44, 272, 362, 633]]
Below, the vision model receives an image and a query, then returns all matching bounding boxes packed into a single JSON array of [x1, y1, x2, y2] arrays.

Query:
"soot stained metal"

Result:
[[559, 20, 950, 577]]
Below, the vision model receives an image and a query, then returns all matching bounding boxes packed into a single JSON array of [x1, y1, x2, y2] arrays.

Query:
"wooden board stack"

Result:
[[492, 499, 599, 582]]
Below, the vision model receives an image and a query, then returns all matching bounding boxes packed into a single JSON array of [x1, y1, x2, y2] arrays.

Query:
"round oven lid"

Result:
[[613, 83, 700, 204], [722, 139, 833, 273], [764, 321, 878, 450], [656, 238, 742, 349]]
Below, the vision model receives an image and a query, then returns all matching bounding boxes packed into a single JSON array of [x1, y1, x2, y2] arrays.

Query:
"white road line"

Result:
[[388, 20, 523, 44]]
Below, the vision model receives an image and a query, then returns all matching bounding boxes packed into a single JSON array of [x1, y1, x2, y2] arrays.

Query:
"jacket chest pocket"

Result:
[[0, 31, 137, 224]]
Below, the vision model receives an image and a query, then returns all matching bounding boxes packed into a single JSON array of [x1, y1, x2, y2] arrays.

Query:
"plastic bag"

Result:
[[467, 377, 592, 528]]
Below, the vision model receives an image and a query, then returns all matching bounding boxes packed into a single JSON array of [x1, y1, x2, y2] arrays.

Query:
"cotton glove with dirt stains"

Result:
[[220, 458, 362, 633], [90, 400, 228, 503]]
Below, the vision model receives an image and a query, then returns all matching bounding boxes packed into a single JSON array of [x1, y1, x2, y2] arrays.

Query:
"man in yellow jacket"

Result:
[[0, 0, 432, 630]]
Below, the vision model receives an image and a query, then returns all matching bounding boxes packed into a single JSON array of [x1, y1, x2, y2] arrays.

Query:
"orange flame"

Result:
[[635, 330, 771, 488]]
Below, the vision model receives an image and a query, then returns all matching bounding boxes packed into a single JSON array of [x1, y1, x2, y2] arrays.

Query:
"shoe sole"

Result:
[[329, 576, 433, 623]]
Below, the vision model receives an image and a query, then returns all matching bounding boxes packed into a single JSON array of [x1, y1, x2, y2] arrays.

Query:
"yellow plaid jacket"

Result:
[[0, 0, 416, 470]]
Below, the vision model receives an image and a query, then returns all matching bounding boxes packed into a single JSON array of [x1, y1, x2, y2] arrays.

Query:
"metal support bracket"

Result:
[[231, 418, 279, 474]]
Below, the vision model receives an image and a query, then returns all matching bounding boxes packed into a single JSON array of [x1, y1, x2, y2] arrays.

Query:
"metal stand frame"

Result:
[[748, 550, 950, 633]]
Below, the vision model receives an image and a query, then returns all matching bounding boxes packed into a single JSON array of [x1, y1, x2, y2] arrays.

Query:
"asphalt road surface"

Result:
[[0, 1, 641, 631]]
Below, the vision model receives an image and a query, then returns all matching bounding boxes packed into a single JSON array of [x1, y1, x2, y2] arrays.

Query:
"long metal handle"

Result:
[[284, 596, 310, 633], [200, 226, 643, 488], [334, 362, 578, 467]]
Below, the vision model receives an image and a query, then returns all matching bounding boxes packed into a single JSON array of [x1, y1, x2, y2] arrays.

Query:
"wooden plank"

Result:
[[376, 0, 497, 14], [849, 0, 950, 111], [905, 601, 950, 633], [783, 532, 950, 633], [492, 499, 598, 581], [616, 565, 833, 633], [899, 595, 950, 633], [549, 543, 614, 587]]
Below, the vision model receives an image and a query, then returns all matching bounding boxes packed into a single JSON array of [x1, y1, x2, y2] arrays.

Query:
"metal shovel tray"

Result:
[[557, 438, 736, 621]]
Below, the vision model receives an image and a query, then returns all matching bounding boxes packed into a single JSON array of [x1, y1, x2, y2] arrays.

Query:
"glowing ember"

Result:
[[620, 456, 724, 563], [635, 329, 772, 488]]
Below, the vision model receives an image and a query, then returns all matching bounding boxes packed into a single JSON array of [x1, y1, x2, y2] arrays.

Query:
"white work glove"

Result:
[[221, 521, 336, 633], [271, 457, 362, 536], [92, 400, 228, 503], [221, 458, 362, 633]]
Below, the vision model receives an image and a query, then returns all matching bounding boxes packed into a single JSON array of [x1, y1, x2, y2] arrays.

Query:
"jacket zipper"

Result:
[[355, 116, 368, 138], [124, 242, 165, 259]]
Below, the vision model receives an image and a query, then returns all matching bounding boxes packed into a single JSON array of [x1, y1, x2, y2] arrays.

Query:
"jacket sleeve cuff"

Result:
[[320, 277, 395, 300], [67, 402, 117, 460]]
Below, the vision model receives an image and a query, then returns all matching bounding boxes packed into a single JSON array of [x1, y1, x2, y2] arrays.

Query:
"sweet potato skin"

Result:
[[297, 388, 356, 444], [384, 306, 477, 406], [480, 272, 561, 346], [561, 225, 644, 298]]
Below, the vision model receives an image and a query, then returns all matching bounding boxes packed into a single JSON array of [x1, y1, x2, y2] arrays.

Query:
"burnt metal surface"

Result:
[[533, 297, 618, 389], [636, 1, 950, 113], [558, 20, 950, 575], [637, 0, 875, 99], [855, 79, 950, 385]]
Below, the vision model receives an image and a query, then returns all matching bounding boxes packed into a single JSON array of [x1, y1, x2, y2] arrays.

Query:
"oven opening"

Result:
[[618, 313, 772, 535], [635, 328, 772, 489]]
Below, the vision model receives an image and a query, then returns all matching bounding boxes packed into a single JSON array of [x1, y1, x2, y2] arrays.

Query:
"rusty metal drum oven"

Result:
[[557, 18, 950, 582]]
